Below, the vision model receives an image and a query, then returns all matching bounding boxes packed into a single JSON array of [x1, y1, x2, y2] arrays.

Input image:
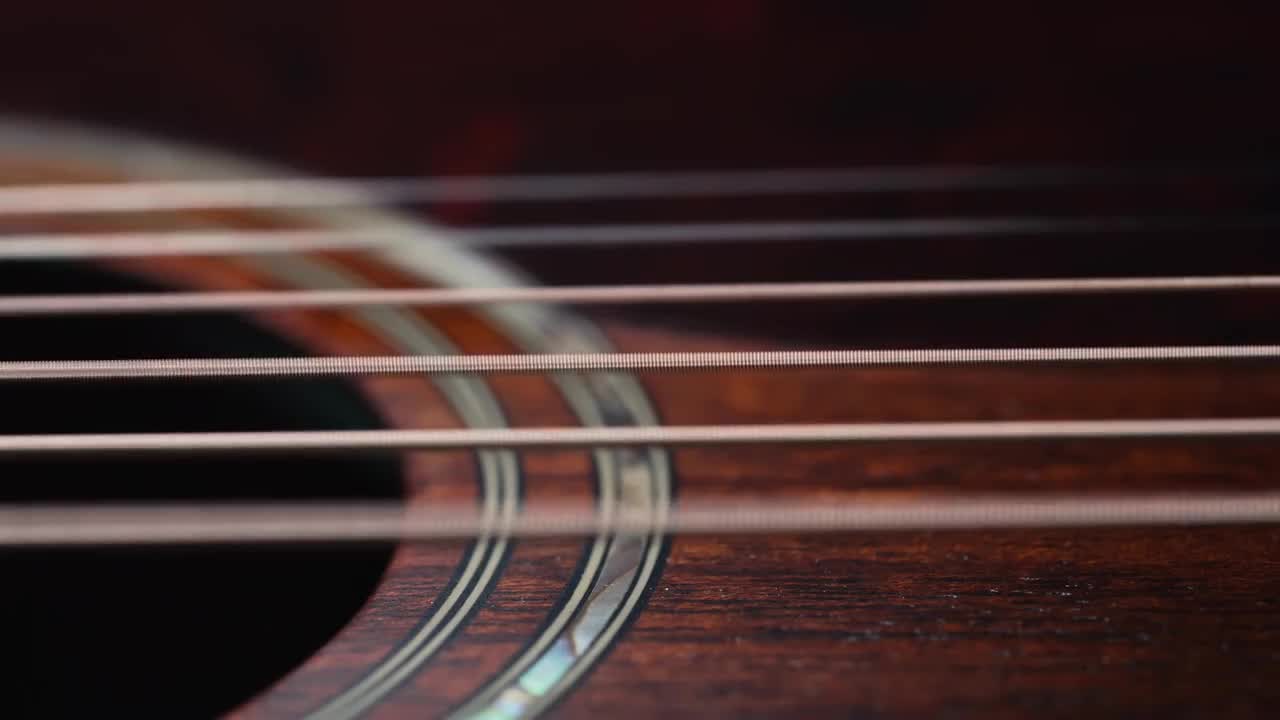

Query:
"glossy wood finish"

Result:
[[558, 327, 1280, 719]]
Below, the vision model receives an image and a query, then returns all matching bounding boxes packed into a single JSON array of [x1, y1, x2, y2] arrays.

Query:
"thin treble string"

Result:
[[0, 217, 1204, 259], [0, 166, 1155, 215], [2, 418, 1280, 455], [3, 491, 1280, 546], [0, 276, 1278, 316], [2, 346, 1278, 381]]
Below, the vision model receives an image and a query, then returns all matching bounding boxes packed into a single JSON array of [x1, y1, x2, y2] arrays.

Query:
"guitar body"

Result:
[[1, 4, 1279, 718]]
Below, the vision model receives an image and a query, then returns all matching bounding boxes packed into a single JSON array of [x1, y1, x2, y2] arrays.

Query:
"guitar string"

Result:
[[2, 346, 1277, 381], [0, 216, 1261, 259], [2, 418, 1280, 455], [4, 174, 1279, 543], [1, 275, 1279, 316], [0, 165, 1230, 215], [2, 491, 1279, 546]]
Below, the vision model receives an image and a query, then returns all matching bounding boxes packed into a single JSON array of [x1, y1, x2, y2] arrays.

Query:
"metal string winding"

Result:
[[0, 166, 1136, 215], [1, 346, 1278, 382], [3, 492, 1279, 546], [1, 276, 1279, 316]]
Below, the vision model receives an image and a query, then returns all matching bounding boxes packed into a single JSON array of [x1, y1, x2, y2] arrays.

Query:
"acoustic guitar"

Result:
[[1, 4, 1279, 718]]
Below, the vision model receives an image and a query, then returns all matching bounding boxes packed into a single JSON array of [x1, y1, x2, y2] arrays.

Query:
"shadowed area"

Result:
[[0, 262, 404, 718]]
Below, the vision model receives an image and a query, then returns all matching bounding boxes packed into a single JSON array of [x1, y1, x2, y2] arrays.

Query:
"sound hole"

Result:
[[0, 263, 404, 718]]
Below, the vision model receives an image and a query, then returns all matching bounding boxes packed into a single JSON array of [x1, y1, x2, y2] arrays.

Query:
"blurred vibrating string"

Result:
[[0, 216, 1260, 258], [3, 492, 1280, 546], [0, 166, 1166, 214]]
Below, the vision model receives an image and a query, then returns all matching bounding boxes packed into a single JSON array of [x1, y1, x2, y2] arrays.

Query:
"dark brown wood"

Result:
[[552, 327, 1280, 720]]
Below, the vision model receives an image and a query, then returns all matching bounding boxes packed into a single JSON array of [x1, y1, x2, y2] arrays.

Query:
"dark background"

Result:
[[2, 3, 1278, 177]]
